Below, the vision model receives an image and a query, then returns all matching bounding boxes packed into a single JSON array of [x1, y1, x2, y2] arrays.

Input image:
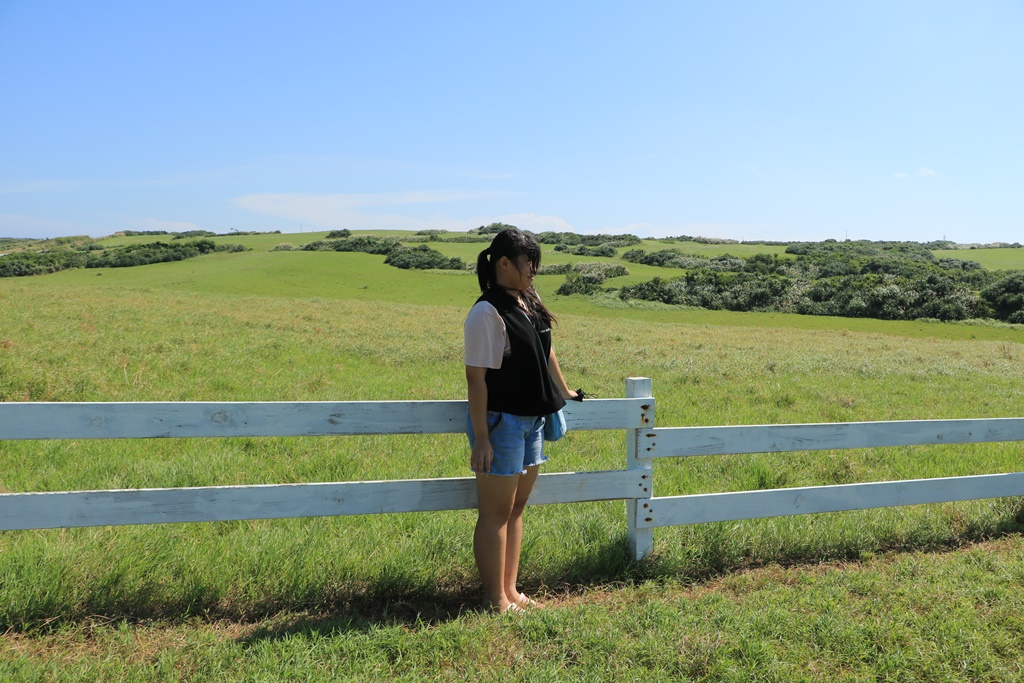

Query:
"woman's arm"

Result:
[[466, 365, 493, 473], [547, 347, 578, 400]]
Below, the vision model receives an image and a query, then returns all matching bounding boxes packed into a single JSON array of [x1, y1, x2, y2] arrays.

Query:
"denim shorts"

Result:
[[467, 411, 548, 476]]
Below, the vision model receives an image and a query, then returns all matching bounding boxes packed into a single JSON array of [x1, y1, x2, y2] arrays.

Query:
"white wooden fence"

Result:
[[0, 379, 653, 540], [2, 376, 1024, 561]]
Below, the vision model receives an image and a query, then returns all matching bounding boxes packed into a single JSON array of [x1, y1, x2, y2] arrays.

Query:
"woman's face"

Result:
[[500, 253, 536, 291]]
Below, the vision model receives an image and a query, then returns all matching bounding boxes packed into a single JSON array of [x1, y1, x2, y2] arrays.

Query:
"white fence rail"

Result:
[[2, 378, 1023, 561], [637, 473, 1024, 529], [0, 397, 649, 440], [0, 388, 654, 535], [634, 416, 1024, 554], [641, 418, 1024, 458]]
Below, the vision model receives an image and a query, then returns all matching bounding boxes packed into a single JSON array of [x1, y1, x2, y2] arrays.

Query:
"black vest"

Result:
[[476, 288, 567, 417]]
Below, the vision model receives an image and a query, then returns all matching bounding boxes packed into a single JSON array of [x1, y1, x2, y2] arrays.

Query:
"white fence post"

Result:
[[626, 377, 654, 560]]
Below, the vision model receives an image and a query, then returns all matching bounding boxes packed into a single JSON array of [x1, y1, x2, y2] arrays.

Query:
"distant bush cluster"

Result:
[[539, 232, 642, 248], [623, 249, 746, 271], [7, 227, 1023, 324], [88, 240, 223, 267], [981, 273, 1024, 324], [384, 244, 466, 270], [547, 262, 631, 296], [554, 244, 618, 257], [539, 262, 628, 277], [171, 231, 218, 239], [403, 232, 491, 244], [299, 236, 467, 271], [614, 240, 1024, 323], [0, 250, 88, 277], [119, 229, 282, 238], [0, 240, 249, 278], [469, 223, 517, 235], [556, 273, 605, 296], [656, 235, 793, 247], [302, 236, 401, 255], [425, 235, 491, 243]]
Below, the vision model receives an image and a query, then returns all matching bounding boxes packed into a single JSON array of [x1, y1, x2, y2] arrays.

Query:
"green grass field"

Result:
[[2, 232, 1024, 681], [933, 247, 1024, 271]]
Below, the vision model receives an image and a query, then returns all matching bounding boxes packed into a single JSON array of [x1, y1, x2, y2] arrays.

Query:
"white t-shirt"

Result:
[[464, 301, 510, 369]]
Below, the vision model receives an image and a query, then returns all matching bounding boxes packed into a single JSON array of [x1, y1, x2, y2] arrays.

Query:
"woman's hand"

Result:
[[471, 437, 494, 473], [466, 365, 493, 473]]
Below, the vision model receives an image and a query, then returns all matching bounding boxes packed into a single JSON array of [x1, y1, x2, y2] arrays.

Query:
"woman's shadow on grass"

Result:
[[237, 533, 642, 644], [236, 504, 1024, 644]]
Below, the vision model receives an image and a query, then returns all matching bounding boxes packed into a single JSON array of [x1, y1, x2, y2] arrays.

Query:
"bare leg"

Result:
[[504, 465, 540, 607], [474, 472, 521, 612]]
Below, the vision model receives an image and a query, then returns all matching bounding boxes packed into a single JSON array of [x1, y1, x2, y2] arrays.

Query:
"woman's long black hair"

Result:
[[476, 227, 556, 325]]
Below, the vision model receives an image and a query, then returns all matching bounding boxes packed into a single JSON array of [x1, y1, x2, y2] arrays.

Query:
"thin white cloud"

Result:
[[917, 167, 938, 177], [0, 213, 199, 239], [0, 165, 279, 195], [234, 190, 514, 231], [0, 213, 98, 239]]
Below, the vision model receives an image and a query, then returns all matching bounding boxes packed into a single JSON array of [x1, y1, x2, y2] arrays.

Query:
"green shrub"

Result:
[[556, 272, 604, 296], [619, 277, 681, 304], [470, 222, 516, 235], [538, 263, 574, 275], [620, 271, 793, 312], [0, 251, 87, 277], [573, 262, 629, 279], [437, 235, 491, 243], [536, 232, 641, 247], [540, 262, 628, 281], [0, 240, 234, 277], [383, 244, 465, 270], [981, 272, 1024, 322], [171, 230, 217, 239], [572, 244, 616, 257], [615, 240, 1016, 322], [302, 236, 400, 255], [86, 240, 219, 268]]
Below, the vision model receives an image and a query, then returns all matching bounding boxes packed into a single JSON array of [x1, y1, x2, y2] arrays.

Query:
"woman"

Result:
[[464, 227, 577, 613]]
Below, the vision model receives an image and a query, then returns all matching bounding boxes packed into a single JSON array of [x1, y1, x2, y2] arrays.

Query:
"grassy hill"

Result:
[[932, 246, 1024, 270], [7, 229, 1018, 341], [2, 231, 1024, 680]]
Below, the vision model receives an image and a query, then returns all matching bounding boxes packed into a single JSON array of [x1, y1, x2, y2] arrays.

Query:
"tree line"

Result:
[[616, 241, 1024, 323], [0, 240, 248, 278], [297, 236, 466, 270]]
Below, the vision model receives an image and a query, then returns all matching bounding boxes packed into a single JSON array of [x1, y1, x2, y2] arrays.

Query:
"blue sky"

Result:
[[2, 1, 1022, 243]]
